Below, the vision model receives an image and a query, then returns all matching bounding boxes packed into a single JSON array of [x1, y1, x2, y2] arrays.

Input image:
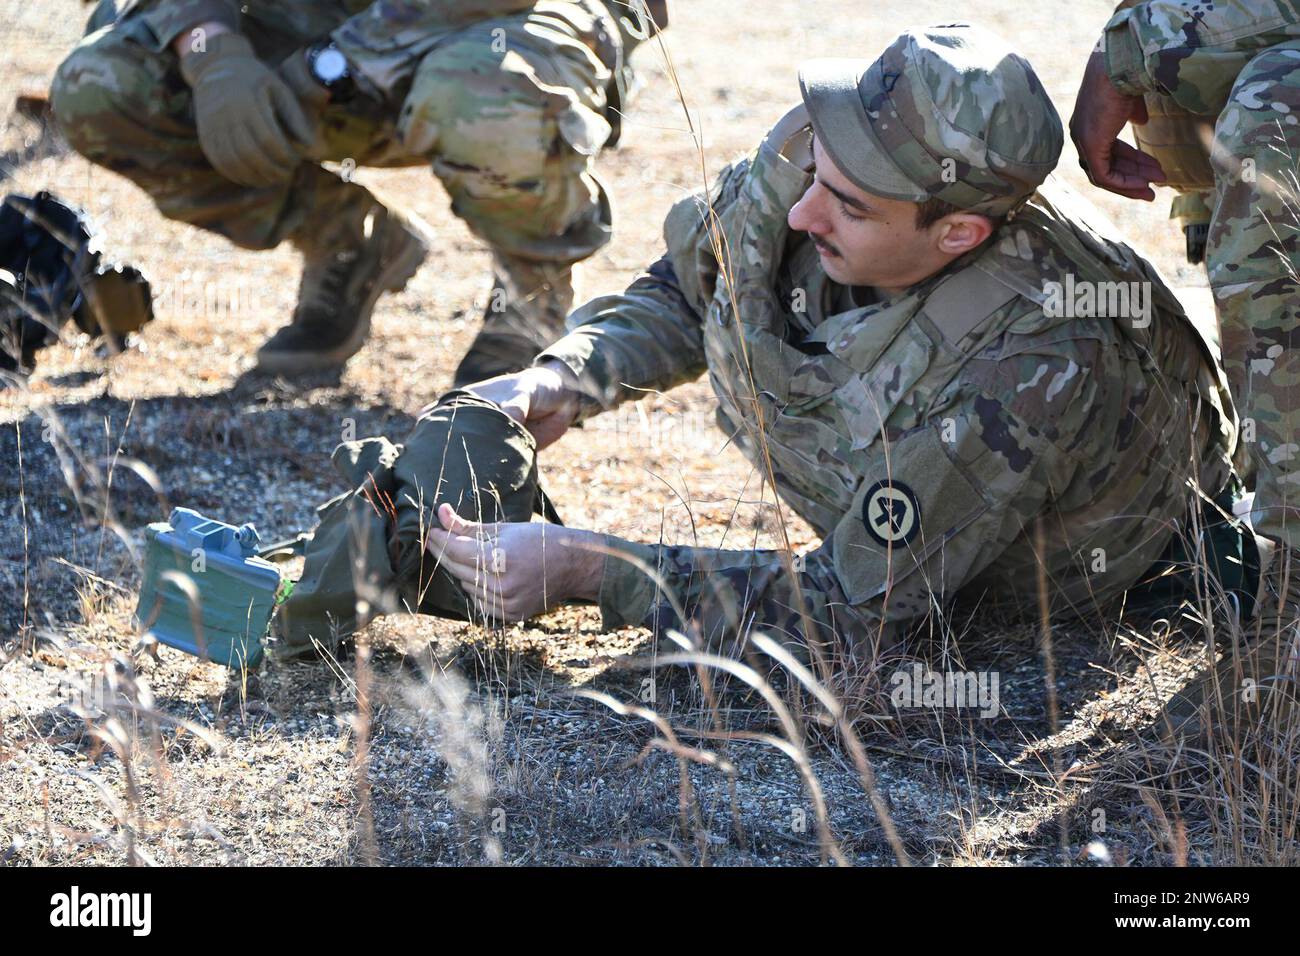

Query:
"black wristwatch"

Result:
[[306, 41, 356, 102]]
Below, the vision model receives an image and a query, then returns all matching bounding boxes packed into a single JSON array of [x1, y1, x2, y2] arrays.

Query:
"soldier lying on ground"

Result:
[[49, 0, 667, 383], [425, 22, 1248, 660], [273, 26, 1255, 698]]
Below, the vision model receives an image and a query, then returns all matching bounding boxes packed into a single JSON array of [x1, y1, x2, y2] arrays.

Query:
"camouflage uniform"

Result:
[[1103, 1, 1300, 550], [537, 26, 1240, 660], [49, 0, 653, 356]]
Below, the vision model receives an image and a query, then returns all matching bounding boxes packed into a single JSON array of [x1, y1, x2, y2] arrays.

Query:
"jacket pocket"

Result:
[[831, 424, 989, 606], [832, 322, 934, 451]]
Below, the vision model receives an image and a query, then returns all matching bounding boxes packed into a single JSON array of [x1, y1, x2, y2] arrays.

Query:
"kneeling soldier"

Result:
[[51, 0, 666, 380]]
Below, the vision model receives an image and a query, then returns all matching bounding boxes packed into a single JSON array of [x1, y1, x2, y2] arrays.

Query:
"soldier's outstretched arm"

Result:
[[532, 253, 710, 419], [1102, 0, 1300, 111], [593, 364, 1093, 660], [457, 243, 713, 451]]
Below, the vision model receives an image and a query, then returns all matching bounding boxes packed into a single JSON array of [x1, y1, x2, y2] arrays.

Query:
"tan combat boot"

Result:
[[1161, 544, 1300, 740], [451, 254, 575, 387], [256, 202, 432, 375]]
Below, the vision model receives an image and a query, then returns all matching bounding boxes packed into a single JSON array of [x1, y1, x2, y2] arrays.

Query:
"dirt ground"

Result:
[[0, 0, 1283, 866]]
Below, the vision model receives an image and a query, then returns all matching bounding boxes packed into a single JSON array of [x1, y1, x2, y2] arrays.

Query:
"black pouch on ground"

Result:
[[0, 190, 153, 376], [271, 390, 561, 660], [1124, 483, 1261, 622]]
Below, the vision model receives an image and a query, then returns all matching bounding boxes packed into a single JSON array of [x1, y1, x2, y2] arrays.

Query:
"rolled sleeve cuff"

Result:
[[141, 0, 241, 50], [595, 537, 662, 631], [1102, 10, 1154, 97], [534, 331, 618, 423]]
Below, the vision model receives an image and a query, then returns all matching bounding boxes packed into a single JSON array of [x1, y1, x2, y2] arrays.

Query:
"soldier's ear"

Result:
[[934, 213, 994, 256]]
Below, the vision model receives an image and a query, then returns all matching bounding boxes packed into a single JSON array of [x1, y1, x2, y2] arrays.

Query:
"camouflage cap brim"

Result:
[[798, 58, 930, 204]]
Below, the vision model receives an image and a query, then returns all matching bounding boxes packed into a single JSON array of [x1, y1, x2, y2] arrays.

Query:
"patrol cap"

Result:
[[798, 24, 1063, 217]]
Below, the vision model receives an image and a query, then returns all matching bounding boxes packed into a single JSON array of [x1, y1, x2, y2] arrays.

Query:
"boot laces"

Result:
[[298, 247, 362, 327]]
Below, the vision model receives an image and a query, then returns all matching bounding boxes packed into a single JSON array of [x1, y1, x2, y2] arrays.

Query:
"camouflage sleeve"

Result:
[[593, 534, 879, 658], [595, 348, 1098, 659], [1103, 1, 1300, 111], [533, 254, 707, 419], [533, 159, 753, 418], [133, 0, 242, 48], [331, 1, 536, 97]]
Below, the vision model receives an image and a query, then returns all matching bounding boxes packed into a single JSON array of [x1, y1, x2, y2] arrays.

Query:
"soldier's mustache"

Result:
[[811, 236, 841, 259]]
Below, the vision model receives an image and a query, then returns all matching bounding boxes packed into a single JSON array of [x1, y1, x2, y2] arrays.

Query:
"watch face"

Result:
[[314, 47, 349, 84]]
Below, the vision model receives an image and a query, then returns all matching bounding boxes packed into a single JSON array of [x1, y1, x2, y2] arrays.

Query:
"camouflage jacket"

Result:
[[538, 106, 1239, 654], [1104, 0, 1300, 113], [120, 0, 650, 99]]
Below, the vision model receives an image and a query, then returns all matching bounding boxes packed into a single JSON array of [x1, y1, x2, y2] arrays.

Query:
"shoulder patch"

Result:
[[861, 479, 921, 547], [832, 424, 990, 606]]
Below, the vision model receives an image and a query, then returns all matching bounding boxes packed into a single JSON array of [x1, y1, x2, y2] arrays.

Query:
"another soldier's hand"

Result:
[[179, 32, 315, 187], [426, 504, 604, 623], [461, 361, 580, 451], [1069, 50, 1165, 201]]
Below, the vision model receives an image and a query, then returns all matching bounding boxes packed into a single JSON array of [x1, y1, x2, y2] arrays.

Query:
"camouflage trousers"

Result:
[[49, 0, 616, 303], [1211, 41, 1300, 549]]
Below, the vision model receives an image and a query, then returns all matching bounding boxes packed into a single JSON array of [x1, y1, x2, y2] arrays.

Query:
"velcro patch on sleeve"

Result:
[[831, 422, 991, 606]]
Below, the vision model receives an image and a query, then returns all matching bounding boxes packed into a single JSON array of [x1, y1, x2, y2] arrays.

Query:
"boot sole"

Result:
[[255, 215, 432, 376]]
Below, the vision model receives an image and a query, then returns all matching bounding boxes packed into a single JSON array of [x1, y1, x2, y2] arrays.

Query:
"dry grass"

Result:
[[1, 0, 1295, 866]]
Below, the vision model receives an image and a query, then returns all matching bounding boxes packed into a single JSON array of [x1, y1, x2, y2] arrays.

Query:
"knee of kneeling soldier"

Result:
[[50, 42, 154, 163]]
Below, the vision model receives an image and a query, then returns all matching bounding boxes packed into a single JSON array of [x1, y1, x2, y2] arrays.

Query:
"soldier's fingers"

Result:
[[1095, 176, 1155, 200], [1110, 156, 1160, 185], [425, 527, 482, 566], [272, 81, 317, 149], [201, 128, 241, 183], [224, 124, 282, 186], [440, 551, 501, 586], [437, 507, 508, 556], [464, 580, 508, 622], [469, 586, 522, 625], [202, 125, 255, 186], [461, 575, 504, 601], [1087, 140, 1159, 200], [438, 502, 479, 535], [427, 529, 500, 576], [1078, 138, 1115, 186], [1112, 140, 1166, 183], [427, 521, 496, 553], [1099, 172, 1157, 201], [244, 101, 299, 178]]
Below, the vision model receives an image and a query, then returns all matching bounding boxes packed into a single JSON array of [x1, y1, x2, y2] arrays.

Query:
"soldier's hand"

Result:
[[179, 32, 316, 187], [460, 361, 580, 451], [426, 504, 603, 623], [1069, 50, 1166, 201], [277, 48, 331, 130]]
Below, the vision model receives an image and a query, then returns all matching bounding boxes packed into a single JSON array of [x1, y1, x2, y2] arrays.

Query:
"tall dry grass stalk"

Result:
[[401, 667, 501, 864], [572, 1, 911, 865]]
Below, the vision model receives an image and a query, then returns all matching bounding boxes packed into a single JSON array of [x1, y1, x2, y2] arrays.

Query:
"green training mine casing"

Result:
[[134, 508, 284, 667]]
